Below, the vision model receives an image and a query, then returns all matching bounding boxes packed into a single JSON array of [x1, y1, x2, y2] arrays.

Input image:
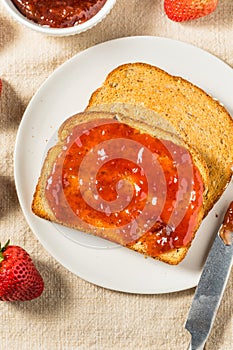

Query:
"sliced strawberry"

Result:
[[0, 241, 44, 301], [164, 0, 218, 22]]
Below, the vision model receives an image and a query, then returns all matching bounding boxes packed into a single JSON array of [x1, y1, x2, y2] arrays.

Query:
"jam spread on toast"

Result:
[[12, 0, 107, 28], [45, 119, 203, 256]]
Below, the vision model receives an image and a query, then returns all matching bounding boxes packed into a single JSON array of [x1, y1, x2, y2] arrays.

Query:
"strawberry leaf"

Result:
[[0, 240, 10, 253]]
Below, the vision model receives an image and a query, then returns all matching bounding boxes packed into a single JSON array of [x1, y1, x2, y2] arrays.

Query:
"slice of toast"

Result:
[[87, 103, 179, 136], [87, 63, 233, 214], [32, 110, 208, 265]]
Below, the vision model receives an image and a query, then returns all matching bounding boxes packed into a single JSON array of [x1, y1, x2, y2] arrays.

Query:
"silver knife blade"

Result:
[[185, 201, 233, 350]]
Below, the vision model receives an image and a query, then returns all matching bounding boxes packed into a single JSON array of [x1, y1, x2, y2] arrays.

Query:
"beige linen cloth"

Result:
[[0, 1, 233, 349]]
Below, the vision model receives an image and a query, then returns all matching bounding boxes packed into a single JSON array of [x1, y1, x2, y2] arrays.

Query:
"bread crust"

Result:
[[32, 110, 208, 265], [87, 63, 233, 215]]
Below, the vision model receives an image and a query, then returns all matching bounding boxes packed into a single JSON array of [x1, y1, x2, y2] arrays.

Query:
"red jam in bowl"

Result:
[[11, 0, 108, 28]]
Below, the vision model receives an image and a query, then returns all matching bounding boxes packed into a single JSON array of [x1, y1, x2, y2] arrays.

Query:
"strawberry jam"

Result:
[[11, 0, 107, 28], [219, 202, 233, 245], [45, 118, 204, 256]]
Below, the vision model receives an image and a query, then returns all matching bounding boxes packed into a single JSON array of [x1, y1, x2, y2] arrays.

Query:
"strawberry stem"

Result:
[[0, 240, 10, 263]]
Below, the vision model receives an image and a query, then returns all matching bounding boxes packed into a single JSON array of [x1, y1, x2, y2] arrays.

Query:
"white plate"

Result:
[[14, 36, 233, 294]]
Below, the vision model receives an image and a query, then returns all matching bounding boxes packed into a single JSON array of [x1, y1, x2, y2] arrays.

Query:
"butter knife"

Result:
[[185, 201, 233, 350]]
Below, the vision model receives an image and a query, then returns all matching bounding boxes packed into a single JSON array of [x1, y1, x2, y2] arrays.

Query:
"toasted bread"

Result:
[[32, 110, 208, 265], [87, 63, 233, 214]]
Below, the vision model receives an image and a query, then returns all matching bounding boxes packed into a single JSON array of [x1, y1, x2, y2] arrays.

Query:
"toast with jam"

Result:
[[32, 110, 209, 265], [87, 63, 233, 215]]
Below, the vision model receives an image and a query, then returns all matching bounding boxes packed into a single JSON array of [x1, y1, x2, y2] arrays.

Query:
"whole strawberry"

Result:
[[0, 240, 44, 301], [164, 0, 218, 22]]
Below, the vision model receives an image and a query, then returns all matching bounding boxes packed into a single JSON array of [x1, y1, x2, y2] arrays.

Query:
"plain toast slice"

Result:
[[87, 63, 233, 214]]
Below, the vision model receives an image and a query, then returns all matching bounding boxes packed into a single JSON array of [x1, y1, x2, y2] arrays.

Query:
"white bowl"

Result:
[[2, 0, 116, 36]]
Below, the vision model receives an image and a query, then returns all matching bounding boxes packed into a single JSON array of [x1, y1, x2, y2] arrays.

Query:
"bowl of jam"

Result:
[[2, 0, 116, 35]]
